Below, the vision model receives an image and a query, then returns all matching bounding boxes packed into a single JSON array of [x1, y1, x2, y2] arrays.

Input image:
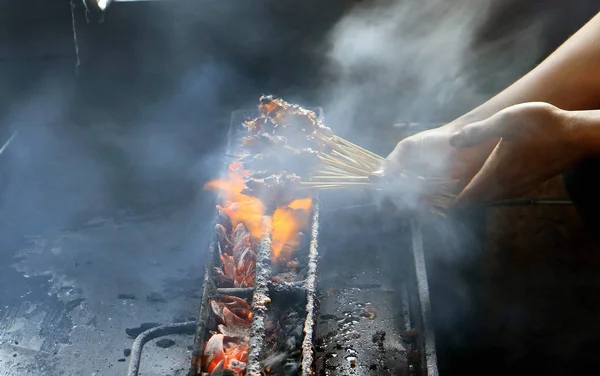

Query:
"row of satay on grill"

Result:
[[203, 97, 321, 375], [237, 95, 334, 207]]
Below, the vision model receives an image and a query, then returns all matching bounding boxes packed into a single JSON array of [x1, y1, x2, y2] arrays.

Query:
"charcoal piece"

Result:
[[123, 348, 131, 357], [156, 338, 176, 348], [283, 362, 300, 375], [372, 330, 386, 344], [264, 305, 306, 375], [118, 293, 136, 300], [117, 358, 126, 362], [146, 292, 166, 303], [217, 209, 232, 232], [125, 322, 161, 338]]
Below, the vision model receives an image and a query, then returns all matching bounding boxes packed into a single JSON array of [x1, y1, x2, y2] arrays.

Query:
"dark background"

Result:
[[1, 0, 600, 375], [1, 0, 598, 233]]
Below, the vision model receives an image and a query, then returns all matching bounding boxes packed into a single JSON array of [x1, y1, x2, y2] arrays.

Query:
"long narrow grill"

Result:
[[188, 109, 322, 376], [188, 108, 438, 376]]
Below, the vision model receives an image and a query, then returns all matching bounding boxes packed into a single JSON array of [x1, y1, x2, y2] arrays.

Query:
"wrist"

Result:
[[561, 109, 600, 157]]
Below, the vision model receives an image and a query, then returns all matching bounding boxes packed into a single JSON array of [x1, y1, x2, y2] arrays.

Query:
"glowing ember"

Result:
[[204, 296, 252, 375], [205, 162, 312, 261]]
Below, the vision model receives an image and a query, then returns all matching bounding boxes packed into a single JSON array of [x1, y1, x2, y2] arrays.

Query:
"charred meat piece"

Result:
[[257, 95, 334, 140], [242, 172, 310, 207], [245, 116, 276, 135]]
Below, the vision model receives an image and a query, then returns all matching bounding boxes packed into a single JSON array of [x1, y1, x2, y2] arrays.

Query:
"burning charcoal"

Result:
[[216, 224, 232, 253], [125, 322, 161, 338], [210, 296, 252, 339], [213, 267, 234, 288], [156, 338, 176, 348], [232, 223, 249, 249], [215, 224, 256, 288], [203, 333, 249, 375], [217, 209, 233, 233]]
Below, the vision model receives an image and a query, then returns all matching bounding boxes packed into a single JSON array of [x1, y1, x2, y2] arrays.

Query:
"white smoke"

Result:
[[322, 0, 546, 133]]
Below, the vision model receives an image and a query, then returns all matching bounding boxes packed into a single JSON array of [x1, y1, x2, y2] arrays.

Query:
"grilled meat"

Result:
[[242, 172, 309, 207]]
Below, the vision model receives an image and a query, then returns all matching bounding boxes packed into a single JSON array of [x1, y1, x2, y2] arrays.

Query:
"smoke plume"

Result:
[[321, 0, 547, 135]]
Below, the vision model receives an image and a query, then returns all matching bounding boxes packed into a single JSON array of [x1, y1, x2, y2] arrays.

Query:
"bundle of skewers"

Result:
[[238, 95, 457, 215]]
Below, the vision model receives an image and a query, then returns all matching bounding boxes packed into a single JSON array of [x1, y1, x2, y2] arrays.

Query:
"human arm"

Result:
[[449, 102, 600, 205], [377, 11, 600, 188], [454, 10, 600, 126]]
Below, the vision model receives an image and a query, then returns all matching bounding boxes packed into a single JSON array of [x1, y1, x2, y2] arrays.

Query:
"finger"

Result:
[[371, 138, 418, 178], [449, 120, 499, 148]]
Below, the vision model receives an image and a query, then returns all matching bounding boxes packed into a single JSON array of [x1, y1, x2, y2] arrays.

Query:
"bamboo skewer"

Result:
[[243, 97, 459, 216], [302, 133, 458, 215]]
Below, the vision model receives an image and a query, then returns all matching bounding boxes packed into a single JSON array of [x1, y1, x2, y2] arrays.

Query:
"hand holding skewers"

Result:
[[240, 96, 458, 216]]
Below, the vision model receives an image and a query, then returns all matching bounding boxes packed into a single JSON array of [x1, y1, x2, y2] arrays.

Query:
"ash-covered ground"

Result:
[[0, 203, 208, 376]]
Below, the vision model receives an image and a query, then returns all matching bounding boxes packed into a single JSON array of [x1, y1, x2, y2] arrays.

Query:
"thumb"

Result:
[[371, 138, 417, 178], [449, 121, 497, 148]]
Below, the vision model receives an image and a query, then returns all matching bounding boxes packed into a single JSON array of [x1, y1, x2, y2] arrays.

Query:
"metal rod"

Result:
[[301, 203, 320, 376], [245, 222, 273, 376], [126, 321, 196, 376], [410, 219, 439, 376]]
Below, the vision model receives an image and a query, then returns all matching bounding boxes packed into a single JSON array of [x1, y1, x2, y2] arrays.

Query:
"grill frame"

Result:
[[188, 108, 439, 376], [188, 108, 323, 376]]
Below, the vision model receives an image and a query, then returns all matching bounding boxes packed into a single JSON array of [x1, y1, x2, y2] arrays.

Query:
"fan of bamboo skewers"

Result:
[[299, 132, 458, 215], [247, 96, 457, 215]]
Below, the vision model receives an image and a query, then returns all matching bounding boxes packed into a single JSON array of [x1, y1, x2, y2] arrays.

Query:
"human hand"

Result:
[[449, 102, 583, 205], [371, 118, 498, 213]]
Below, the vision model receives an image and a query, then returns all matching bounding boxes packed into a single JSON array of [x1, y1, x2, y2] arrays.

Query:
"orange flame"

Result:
[[204, 162, 312, 261], [272, 198, 312, 260], [204, 161, 265, 238]]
